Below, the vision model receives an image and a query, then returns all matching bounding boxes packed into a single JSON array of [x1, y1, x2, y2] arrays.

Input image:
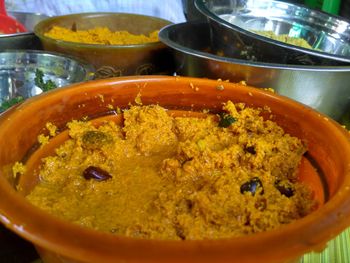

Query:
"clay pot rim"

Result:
[[0, 76, 350, 262]]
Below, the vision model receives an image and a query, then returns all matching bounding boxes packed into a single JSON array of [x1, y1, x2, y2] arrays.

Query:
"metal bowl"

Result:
[[0, 11, 49, 50], [34, 13, 173, 78], [159, 21, 350, 127], [194, 0, 350, 65], [0, 50, 94, 112]]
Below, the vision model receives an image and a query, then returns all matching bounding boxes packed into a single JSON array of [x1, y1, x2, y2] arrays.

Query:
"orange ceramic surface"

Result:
[[34, 13, 173, 78], [0, 76, 349, 263]]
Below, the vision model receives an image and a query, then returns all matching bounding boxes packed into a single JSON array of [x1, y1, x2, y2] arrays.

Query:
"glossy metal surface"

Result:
[[0, 50, 94, 111], [195, 0, 350, 65], [159, 21, 350, 126], [0, 11, 49, 50]]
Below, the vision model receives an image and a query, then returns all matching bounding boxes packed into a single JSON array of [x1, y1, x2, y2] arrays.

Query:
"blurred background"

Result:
[[4, 0, 186, 23], [4, 0, 350, 22]]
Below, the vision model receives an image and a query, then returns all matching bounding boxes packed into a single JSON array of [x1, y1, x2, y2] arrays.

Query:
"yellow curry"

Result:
[[24, 101, 316, 240]]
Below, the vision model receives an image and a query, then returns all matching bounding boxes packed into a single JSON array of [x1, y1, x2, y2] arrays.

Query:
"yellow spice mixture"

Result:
[[44, 26, 159, 45], [25, 101, 316, 240], [254, 30, 313, 50]]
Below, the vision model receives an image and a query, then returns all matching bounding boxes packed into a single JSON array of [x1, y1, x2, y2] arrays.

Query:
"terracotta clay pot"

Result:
[[0, 76, 350, 263]]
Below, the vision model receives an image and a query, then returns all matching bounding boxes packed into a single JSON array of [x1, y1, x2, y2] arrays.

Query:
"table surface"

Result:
[[0, 224, 348, 263], [301, 228, 350, 263]]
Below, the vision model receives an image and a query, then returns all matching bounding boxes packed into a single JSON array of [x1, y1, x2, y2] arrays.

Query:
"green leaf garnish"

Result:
[[218, 113, 236, 128], [0, 96, 24, 111], [34, 69, 58, 92]]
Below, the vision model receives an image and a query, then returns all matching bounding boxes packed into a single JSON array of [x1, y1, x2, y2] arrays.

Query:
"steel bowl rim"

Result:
[[0, 49, 95, 81], [159, 21, 350, 72], [194, 0, 350, 64]]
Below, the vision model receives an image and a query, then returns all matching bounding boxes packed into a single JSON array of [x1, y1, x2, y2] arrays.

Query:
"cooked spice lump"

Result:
[[25, 101, 316, 240]]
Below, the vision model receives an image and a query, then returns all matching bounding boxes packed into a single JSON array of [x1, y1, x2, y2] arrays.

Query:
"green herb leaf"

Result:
[[0, 96, 24, 111], [34, 69, 57, 92], [34, 68, 44, 88], [218, 113, 236, 128], [41, 80, 57, 92]]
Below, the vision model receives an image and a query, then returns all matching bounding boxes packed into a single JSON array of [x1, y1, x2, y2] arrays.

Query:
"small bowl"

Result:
[[195, 0, 350, 65], [0, 11, 49, 50], [159, 21, 350, 127], [0, 50, 94, 112], [34, 12, 173, 78], [0, 76, 350, 263]]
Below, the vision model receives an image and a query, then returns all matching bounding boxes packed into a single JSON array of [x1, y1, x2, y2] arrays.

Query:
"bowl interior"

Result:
[[220, 1, 350, 56], [0, 76, 350, 263], [0, 51, 93, 111], [195, 0, 350, 65]]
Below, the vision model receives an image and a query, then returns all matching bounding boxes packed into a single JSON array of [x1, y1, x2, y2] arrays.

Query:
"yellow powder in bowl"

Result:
[[254, 30, 313, 50], [44, 26, 159, 45]]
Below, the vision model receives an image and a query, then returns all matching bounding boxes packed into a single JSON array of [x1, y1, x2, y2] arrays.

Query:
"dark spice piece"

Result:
[[83, 166, 112, 181], [245, 146, 256, 154], [175, 225, 186, 240], [218, 113, 236, 128], [275, 181, 294, 197], [255, 198, 267, 211], [71, 22, 77, 32], [82, 130, 113, 150], [240, 177, 264, 196]]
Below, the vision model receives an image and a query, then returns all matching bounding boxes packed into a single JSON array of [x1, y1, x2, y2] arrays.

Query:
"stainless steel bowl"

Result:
[[194, 0, 350, 65], [0, 11, 49, 50], [159, 21, 350, 127], [0, 50, 94, 112]]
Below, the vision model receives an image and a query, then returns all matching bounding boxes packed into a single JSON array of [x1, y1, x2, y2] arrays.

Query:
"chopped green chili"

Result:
[[218, 113, 236, 128]]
